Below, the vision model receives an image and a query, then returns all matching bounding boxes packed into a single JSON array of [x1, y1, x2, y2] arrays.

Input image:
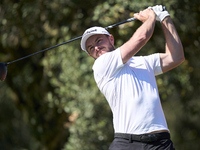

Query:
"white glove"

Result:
[[148, 5, 170, 22]]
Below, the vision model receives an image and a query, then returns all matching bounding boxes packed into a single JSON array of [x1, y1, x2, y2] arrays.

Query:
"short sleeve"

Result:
[[144, 53, 163, 76]]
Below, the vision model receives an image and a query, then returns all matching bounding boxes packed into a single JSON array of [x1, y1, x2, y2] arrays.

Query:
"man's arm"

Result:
[[120, 9, 156, 64], [159, 17, 185, 73]]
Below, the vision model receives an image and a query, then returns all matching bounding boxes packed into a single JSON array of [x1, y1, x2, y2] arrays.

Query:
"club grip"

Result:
[[162, 6, 167, 11]]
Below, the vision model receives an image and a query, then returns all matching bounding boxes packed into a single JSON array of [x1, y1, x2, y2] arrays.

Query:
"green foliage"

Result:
[[0, 0, 200, 150]]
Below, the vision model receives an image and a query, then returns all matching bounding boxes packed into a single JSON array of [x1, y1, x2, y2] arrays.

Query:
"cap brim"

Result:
[[81, 33, 97, 52]]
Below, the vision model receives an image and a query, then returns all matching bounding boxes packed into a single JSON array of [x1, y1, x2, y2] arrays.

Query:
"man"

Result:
[[80, 5, 184, 150]]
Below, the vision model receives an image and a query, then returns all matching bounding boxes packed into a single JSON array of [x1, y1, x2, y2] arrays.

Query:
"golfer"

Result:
[[81, 5, 184, 150]]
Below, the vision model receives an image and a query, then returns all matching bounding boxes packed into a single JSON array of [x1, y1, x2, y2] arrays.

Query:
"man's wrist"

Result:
[[160, 16, 171, 24], [148, 9, 157, 21]]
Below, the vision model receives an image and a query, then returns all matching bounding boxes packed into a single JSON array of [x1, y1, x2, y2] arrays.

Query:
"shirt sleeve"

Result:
[[144, 53, 163, 76]]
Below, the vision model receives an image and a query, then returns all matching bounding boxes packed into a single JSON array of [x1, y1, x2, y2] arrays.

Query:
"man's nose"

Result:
[[94, 45, 100, 51]]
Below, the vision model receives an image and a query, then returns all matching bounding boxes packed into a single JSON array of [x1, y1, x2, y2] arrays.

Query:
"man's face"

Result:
[[86, 34, 115, 59]]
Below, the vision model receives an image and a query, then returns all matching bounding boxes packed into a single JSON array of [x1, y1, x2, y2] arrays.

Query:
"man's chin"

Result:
[[98, 51, 106, 56]]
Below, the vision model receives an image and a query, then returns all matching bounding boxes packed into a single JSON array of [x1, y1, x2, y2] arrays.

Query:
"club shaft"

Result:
[[105, 17, 136, 29], [7, 17, 137, 65], [7, 36, 82, 65]]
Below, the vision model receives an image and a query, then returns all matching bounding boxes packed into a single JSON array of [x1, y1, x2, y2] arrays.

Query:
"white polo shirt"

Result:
[[92, 48, 169, 134]]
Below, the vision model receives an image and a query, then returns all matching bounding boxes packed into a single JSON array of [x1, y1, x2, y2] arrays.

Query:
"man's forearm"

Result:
[[160, 17, 185, 72], [120, 9, 156, 64]]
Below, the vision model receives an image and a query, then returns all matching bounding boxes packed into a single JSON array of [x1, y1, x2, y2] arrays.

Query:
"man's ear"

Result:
[[109, 35, 114, 45]]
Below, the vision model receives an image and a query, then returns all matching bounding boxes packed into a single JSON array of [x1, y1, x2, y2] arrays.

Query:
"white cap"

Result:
[[81, 26, 110, 53]]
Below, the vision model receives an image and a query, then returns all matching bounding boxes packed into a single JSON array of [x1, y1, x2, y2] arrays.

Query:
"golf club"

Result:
[[0, 17, 137, 81], [0, 5, 167, 81]]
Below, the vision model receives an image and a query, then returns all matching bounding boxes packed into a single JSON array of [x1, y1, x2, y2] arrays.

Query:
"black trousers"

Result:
[[109, 133, 175, 150]]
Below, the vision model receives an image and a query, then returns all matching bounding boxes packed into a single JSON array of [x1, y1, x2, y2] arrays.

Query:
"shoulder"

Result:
[[143, 53, 162, 75], [143, 53, 160, 61], [93, 48, 122, 70]]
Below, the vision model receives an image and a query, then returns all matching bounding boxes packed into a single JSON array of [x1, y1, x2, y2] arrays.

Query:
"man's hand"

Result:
[[134, 8, 156, 23], [149, 5, 170, 22]]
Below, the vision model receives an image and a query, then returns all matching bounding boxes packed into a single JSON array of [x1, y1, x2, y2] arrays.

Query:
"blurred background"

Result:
[[0, 0, 200, 149]]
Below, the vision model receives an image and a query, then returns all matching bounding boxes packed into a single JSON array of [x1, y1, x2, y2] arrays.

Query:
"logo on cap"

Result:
[[85, 29, 97, 35]]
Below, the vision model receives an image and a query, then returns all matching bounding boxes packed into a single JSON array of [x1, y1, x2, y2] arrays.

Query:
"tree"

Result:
[[0, 0, 200, 150]]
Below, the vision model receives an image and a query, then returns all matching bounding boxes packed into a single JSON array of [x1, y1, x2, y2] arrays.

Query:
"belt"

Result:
[[114, 132, 170, 143]]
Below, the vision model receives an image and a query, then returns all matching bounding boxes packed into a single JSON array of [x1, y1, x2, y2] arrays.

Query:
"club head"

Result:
[[0, 63, 7, 81]]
